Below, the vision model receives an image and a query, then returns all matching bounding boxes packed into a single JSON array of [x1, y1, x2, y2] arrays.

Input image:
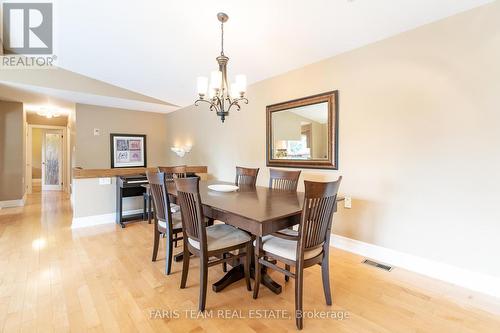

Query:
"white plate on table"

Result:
[[208, 184, 239, 192]]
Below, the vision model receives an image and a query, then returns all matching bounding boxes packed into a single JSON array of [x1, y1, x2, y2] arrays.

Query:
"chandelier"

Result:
[[195, 13, 248, 123]]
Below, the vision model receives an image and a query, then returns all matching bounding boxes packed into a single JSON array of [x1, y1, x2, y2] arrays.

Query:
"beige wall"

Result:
[[305, 119, 327, 159], [165, 2, 500, 278], [32, 128, 43, 179], [75, 104, 168, 168], [72, 104, 169, 218], [273, 111, 303, 141], [0, 101, 25, 201], [72, 178, 143, 218], [311, 122, 327, 159]]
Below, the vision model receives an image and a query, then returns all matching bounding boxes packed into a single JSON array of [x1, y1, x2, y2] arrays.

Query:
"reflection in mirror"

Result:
[[266, 90, 338, 169], [271, 102, 328, 160]]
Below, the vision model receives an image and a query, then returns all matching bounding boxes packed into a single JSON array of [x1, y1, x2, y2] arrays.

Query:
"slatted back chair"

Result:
[[174, 177, 206, 250], [158, 165, 187, 180], [174, 177, 253, 311], [253, 177, 342, 330], [297, 178, 341, 258], [269, 169, 301, 191], [147, 172, 171, 224], [235, 166, 259, 186], [146, 171, 183, 274]]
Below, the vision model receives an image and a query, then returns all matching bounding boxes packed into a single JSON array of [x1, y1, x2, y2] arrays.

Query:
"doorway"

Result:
[[26, 125, 69, 194], [41, 129, 64, 191]]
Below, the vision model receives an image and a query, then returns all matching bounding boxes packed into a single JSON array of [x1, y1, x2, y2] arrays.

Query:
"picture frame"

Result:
[[110, 134, 147, 168], [266, 91, 339, 169]]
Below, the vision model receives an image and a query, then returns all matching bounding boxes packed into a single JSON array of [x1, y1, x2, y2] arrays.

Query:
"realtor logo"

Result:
[[2, 2, 53, 54]]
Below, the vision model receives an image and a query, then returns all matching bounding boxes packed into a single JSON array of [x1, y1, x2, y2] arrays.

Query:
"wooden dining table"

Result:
[[165, 179, 342, 294]]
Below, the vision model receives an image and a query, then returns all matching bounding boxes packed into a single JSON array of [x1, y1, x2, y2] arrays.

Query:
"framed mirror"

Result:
[[266, 91, 338, 169]]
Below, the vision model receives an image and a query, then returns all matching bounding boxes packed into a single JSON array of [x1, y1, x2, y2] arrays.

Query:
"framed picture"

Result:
[[110, 134, 147, 168]]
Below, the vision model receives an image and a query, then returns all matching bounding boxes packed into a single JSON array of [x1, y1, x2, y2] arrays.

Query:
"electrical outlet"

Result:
[[99, 177, 111, 185], [344, 196, 352, 209]]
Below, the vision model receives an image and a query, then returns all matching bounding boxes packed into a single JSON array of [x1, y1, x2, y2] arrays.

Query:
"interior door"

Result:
[[42, 130, 63, 191]]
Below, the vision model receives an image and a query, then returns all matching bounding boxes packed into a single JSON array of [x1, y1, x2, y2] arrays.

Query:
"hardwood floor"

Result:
[[1, 191, 499, 332]]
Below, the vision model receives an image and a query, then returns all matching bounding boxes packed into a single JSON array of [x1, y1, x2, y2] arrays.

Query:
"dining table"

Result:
[[164, 179, 342, 295]]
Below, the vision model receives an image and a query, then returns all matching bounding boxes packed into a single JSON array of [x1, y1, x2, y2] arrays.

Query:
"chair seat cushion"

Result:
[[276, 228, 298, 237], [254, 235, 323, 261], [188, 224, 251, 251], [158, 212, 182, 230]]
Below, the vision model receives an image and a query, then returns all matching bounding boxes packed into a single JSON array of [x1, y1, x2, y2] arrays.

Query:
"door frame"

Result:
[[26, 125, 70, 194]]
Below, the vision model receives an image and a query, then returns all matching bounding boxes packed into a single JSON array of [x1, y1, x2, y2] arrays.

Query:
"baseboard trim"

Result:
[[0, 197, 26, 208], [71, 209, 144, 229], [330, 234, 500, 299]]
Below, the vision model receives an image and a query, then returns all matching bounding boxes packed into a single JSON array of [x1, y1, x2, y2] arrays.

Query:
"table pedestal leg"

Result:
[[261, 270, 282, 294], [212, 265, 244, 292], [212, 264, 282, 294]]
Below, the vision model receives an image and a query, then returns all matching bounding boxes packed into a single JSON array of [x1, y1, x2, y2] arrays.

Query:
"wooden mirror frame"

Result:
[[266, 91, 338, 169]]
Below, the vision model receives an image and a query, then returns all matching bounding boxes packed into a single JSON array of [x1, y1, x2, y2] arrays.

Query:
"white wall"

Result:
[[164, 2, 500, 278]]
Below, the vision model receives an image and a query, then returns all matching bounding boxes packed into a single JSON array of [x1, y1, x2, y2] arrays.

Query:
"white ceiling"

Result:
[[0, 82, 75, 112], [1, 0, 493, 112], [0, 67, 177, 113]]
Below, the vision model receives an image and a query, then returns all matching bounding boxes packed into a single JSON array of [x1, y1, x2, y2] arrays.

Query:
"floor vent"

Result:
[[362, 259, 393, 272]]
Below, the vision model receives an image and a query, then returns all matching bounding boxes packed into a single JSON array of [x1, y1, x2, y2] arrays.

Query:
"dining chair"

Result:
[[156, 165, 188, 244], [146, 171, 183, 275], [269, 169, 301, 191], [175, 177, 253, 311], [158, 165, 188, 179], [235, 166, 259, 186], [253, 177, 342, 330], [269, 168, 302, 280], [218, 165, 258, 272]]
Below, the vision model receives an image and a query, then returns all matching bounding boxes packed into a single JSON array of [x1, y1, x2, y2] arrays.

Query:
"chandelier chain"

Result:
[[220, 22, 224, 56]]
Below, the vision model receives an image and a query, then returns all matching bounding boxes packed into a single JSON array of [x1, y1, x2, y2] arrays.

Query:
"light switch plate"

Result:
[[99, 177, 111, 185], [344, 196, 352, 209], [93, 128, 100, 136]]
